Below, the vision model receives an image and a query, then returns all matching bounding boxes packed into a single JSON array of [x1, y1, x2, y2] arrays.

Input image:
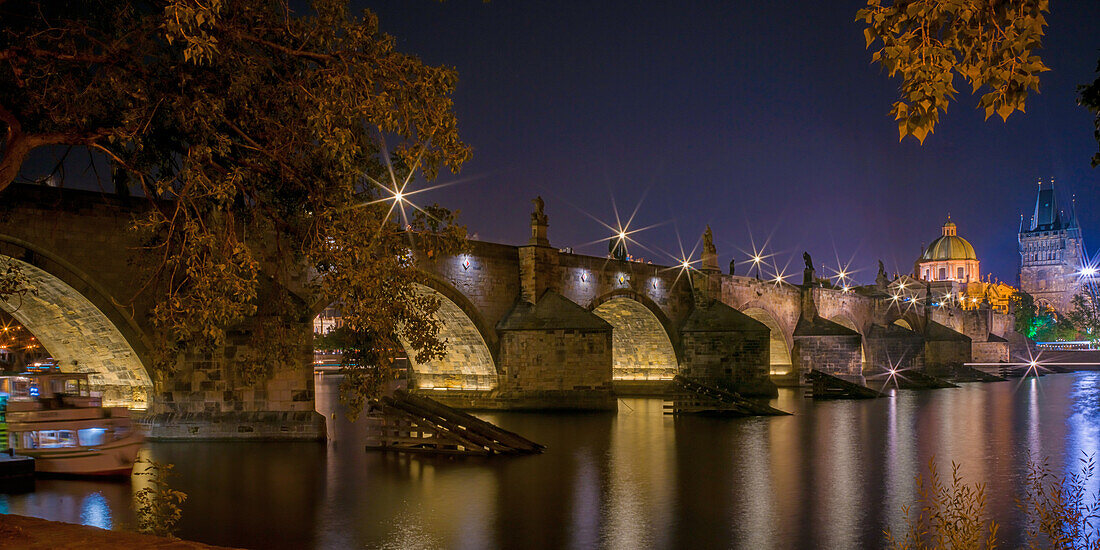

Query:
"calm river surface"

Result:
[[4, 370, 1100, 549]]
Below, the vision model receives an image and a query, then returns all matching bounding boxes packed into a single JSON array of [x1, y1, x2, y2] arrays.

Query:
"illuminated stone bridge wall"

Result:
[[0, 185, 321, 440], [1, 186, 1019, 432]]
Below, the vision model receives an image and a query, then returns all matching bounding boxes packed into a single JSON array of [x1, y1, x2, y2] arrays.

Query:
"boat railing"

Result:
[[5, 393, 103, 412]]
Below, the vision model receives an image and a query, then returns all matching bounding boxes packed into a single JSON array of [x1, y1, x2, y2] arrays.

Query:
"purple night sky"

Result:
[[363, 0, 1100, 285]]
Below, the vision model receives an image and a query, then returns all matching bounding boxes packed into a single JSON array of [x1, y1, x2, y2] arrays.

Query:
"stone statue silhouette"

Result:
[[531, 196, 547, 224], [609, 237, 627, 261], [729, 258, 736, 275], [802, 251, 815, 286], [876, 260, 889, 289], [803, 252, 813, 271], [703, 225, 716, 256]]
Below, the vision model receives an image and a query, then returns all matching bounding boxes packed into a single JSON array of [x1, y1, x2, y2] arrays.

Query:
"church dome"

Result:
[[920, 219, 977, 261]]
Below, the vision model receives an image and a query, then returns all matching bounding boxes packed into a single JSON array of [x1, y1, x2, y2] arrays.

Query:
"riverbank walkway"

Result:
[[0, 513, 234, 549]]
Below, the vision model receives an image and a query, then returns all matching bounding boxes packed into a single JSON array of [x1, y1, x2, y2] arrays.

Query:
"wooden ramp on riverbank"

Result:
[[664, 376, 789, 416], [865, 368, 958, 390], [365, 390, 545, 456], [807, 370, 882, 399], [933, 364, 1007, 383]]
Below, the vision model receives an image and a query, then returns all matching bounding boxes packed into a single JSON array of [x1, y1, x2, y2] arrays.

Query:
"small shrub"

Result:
[[1017, 453, 1100, 550], [885, 457, 998, 549], [133, 458, 187, 538]]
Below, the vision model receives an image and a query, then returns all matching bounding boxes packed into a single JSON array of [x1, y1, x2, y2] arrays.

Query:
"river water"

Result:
[[3, 370, 1100, 549]]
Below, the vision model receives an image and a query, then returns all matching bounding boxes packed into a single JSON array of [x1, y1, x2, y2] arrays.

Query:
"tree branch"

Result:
[[0, 122, 114, 193], [234, 32, 336, 64], [0, 48, 113, 65]]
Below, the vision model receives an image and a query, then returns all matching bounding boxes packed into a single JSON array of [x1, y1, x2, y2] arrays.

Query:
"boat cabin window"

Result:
[[23, 430, 78, 449], [50, 377, 88, 397], [78, 427, 108, 446]]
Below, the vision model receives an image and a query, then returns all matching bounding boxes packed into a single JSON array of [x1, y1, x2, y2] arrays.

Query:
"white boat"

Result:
[[0, 371, 144, 476]]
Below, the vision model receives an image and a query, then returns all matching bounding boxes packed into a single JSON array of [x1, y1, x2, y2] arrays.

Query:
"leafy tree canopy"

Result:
[[0, 0, 470, 413], [1080, 57, 1100, 167], [858, 0, 1050, 143], [1068, 292, 1100, 342]]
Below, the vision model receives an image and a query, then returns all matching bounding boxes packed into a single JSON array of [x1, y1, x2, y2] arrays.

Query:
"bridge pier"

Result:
[[791, 318, 864, 384], [490, 291, 617, 410], [922, 321, 973, 373], [147, 326, 326, 440], [864, 323, 926, 372], [679, 301, 776, 397]]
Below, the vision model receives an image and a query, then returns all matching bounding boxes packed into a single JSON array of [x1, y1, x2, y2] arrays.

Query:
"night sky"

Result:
[[362, 0, 1100, 285]]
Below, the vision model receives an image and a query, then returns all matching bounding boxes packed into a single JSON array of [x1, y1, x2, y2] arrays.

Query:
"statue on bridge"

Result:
[[802, 251, 815, 286], [699, 225, 719, 271], [529, 196, 550, 246], [729, 258, 736, 275], [531, 196, 547, 225], [703, 225, 716, 256]]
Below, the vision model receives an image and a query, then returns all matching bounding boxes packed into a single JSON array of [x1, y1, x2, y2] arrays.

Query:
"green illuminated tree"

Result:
[[0, 0, 468, 412], [1068, 292, 1100, 342], [857, 0, 1050, 143], [1012, 290, 1039, 337]]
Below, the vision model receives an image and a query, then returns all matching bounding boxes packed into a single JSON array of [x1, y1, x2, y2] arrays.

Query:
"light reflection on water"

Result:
[[5, 372, 1100, 548]]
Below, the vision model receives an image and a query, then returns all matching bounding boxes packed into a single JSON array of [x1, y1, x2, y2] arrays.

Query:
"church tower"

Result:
[[1018, 178, 1086, 314]]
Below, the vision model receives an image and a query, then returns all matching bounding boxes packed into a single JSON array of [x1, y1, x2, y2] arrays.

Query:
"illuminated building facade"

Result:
[[908, 217, 1014, 313], [1018, 180, 1093, 314], [915, 218, 980, 283]]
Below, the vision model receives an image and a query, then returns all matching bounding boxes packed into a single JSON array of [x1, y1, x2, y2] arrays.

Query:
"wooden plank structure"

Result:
[[939, 364, 1006, 383], [807, 369, 882, 399], [365, 390, 545, 456], [865, 368, 958, 391], [664, 376, 789, 416]]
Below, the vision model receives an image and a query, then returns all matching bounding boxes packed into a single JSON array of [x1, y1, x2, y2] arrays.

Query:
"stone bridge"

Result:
[[0, 185, 1017, 438]]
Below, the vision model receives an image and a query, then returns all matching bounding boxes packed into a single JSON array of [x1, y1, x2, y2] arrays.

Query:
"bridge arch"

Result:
[[0, 236, 152, 408], [590, 290, 680, 381], [311, 274, 499, 391], [738, 305, 793, 376], [888, 311, 924, 333]]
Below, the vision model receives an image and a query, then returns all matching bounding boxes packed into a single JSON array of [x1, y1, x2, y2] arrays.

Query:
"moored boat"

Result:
[[0, 371, 144, 476]]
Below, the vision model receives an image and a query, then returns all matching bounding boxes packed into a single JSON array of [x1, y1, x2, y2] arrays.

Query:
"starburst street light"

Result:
[[750, 254, 764, 280], [571, 193, 666, 263], [345, 133, 485, 248]]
